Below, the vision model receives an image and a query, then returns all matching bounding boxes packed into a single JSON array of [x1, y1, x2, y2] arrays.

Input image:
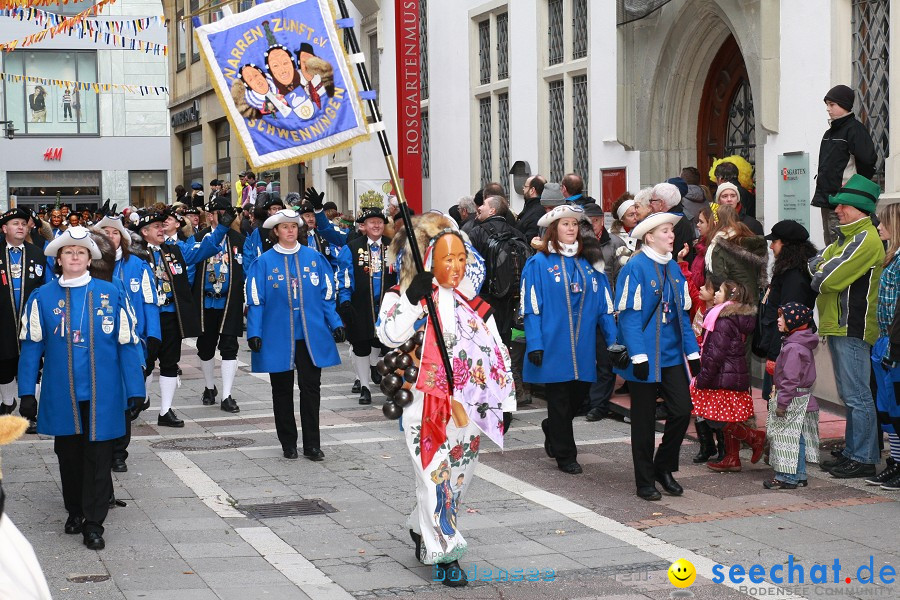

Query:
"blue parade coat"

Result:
[[18, 277, 146, 441], [315, 211, 349, 247], [245, 245, 343, 373], [521, 252, 617, 384], [613, 251, 699, 383], [243, 227, 266, 271], [113, 255, 160, 343]]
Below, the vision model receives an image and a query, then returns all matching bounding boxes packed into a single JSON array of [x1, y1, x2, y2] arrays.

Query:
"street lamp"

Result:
[[0, 121, 17, 140]]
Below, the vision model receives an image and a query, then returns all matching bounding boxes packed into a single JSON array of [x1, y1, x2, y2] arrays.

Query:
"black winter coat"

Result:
[[759, 266, 817, 360], [812, 113, 878, 207], [670, 204, 697, 264], [516, 198, 543, 241]]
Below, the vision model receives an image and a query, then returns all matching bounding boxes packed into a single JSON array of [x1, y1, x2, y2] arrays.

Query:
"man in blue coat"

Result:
[[245, 209, 345, 460]]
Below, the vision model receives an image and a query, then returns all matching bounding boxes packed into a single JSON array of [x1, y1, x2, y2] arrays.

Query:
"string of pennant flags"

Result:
[[0, 0, 165, 55], [0, 0, 120, 51], [0, 71, 168, 95], [1, 6, 164, 38]]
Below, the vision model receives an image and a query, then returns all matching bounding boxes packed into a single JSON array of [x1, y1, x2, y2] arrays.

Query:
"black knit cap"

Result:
[[824, 85, 855, 112]]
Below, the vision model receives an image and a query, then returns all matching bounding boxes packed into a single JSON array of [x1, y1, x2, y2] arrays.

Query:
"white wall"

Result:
[[316, 0, 641, 214], [760, 0, 834, 249]]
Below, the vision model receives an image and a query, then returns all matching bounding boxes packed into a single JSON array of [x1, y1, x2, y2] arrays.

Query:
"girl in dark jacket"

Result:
[[690, 280, 766, 472]]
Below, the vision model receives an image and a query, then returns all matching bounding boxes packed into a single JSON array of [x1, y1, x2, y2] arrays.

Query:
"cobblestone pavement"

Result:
[[2, 342, 898, 599]]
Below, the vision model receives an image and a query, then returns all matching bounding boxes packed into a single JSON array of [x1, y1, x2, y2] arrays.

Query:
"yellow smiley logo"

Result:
[[667, 558, 696, 588]]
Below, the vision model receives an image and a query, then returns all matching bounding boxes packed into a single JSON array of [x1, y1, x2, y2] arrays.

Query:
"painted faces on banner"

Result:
[[195, 0, 368, 169]]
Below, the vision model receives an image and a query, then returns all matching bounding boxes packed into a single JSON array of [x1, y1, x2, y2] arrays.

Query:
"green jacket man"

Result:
[[810, 175, 885, 345]]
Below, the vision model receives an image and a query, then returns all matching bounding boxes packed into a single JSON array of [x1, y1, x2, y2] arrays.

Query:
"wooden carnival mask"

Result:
[[431, 233, 466, 289]]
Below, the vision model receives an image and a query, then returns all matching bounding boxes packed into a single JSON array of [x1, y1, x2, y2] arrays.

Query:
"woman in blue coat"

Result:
[[245, 210, 346, 461], [17, 227, 145, 550], [614, 212, 701, 501], [98, 214, 160, 472], [521, 205, 617, 475]]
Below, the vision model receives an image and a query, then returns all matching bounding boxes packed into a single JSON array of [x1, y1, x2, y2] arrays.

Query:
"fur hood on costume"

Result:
[[387, 212, 481, 299], [387, 213, 457, 291]]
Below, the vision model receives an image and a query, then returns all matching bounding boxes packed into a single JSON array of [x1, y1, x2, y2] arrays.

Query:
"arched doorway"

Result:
[[697, 35, 756, 187]]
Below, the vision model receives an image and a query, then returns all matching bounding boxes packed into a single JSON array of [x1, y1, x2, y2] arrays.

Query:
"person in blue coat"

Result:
[[521, 205, 617, 475], [245, 209, 346, 461], [299, 202, 340, 272], [242, 194, 284, 270], [98, 215, 160, 473], [17, 227, 145, 550], [303, 186, 350, 248], [614, 211, 701, 502]]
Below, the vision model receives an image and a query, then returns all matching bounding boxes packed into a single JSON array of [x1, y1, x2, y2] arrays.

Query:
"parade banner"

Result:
[[194, 0, 369, 170], [394, 0, 421, 212]]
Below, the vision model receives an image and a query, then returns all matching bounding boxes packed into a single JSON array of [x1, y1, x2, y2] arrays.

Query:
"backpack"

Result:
[[484, 227, 533, 298]]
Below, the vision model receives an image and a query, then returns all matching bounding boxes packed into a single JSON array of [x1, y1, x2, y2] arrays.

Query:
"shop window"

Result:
[[130, 171, 168, 208], [8, 171, 101, 210], [3, 50, 99, 136]]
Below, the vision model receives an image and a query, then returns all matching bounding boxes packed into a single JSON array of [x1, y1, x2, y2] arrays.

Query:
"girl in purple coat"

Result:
[[690, 280, 766, 472], [764, 303, 819, 489]]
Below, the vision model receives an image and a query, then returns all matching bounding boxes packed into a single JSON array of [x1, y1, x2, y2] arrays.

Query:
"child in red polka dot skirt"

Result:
[[690, 280, 766, 472]]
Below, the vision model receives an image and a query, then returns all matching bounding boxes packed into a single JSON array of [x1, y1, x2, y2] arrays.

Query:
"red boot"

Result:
[[726, 422, 766, 464], [707, 431, 742, 472]]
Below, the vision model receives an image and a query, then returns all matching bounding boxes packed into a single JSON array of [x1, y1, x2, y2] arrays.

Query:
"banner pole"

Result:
[[334, 0, 454, 393]]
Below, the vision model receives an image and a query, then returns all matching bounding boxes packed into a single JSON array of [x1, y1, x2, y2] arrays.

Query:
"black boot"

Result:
[[201, 386, 217, 406], [692, 419, 717, 463], [351, 379, 361, 394], [0, 399, 16, 415], [434, 560, 468, 587], [713, 428, 726, 462], [370, 365, 383, 385], [359, 386, 372, 405]]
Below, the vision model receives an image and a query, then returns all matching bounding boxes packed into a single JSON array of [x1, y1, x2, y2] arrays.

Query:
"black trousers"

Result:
[[112, 411, 130, 462], [54, 401, 114, 536], [585, 334, 614, 414], [196, 308, 239, 361], [0, 356, 18, 385], [546, 380, 591, 467], [148, 312, 182, 377], [270, 341, 321, 452], [351, 338, 384, 357], [629, 365, 692, 490]]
